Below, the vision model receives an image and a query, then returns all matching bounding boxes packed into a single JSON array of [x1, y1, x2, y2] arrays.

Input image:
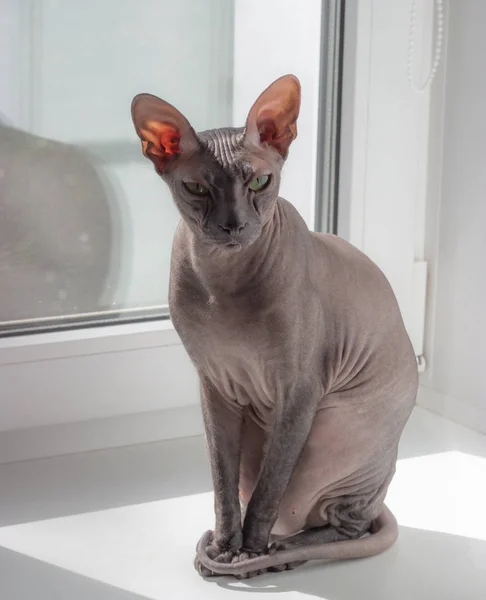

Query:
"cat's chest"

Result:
[[206, 351, 275, 408], [172, 280, 284, 350], [171, 289, 284, 414]]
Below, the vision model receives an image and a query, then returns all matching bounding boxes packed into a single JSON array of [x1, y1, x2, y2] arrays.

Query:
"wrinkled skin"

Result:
[[131, 75, 418, 577]]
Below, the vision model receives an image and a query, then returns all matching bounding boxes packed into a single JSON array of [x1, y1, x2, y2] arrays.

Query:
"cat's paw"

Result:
[[267, 540, 306, 572], [230, 549, 268, 579], [194, 554, 215, 577], [194, 531, 242, 578]]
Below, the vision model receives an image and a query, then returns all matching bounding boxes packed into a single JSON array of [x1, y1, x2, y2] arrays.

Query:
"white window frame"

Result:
[[338, 0, 435, 356], [0, 0, 435, 463]]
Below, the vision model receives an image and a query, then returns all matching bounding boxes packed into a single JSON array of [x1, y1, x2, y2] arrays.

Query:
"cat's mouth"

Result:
[[225, 242, 242, 251]]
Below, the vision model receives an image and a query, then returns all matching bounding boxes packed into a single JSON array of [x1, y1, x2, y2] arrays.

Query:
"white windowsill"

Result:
[[0, 319, 182, 366], [1, 407, 485, 599]]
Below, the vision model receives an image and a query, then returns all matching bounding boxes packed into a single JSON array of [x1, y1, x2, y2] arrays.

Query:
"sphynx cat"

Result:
[[131, 75, 418, 578]]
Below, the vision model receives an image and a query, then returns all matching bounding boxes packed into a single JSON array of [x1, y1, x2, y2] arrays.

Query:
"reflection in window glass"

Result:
[[0, 0, 233, 333]]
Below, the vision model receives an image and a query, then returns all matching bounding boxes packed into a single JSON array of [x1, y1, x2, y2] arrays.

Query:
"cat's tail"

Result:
[[196, 504, 398, 577]]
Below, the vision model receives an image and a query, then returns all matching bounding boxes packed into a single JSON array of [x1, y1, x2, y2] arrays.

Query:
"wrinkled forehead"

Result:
[[197, 127, 253, 178]]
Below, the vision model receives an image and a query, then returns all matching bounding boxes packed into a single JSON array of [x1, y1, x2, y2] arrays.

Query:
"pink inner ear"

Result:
[[258, 117, 295, 157], [258, 119, 278, 145], [140, 122, 182, 171], [159, 127, 181, 157]]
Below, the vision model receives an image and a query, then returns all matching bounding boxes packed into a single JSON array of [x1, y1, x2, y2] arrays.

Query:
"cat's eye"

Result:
[[183, 181, 210, 197], [249, 175, 270, 192]]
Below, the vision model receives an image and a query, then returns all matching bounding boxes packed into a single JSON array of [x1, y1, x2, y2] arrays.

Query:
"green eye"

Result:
[[183, 181, 209, 196], [249, 175, 270, 191]]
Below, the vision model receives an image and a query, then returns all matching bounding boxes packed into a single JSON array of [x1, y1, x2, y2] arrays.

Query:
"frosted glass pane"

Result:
[[0, 0, 233, 332]]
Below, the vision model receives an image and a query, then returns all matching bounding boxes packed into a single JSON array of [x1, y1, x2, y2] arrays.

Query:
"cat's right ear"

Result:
[[131, 94, 199, 173]]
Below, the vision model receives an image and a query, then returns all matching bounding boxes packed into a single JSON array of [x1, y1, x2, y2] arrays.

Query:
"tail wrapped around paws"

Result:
[[196, 504, 399, 577]]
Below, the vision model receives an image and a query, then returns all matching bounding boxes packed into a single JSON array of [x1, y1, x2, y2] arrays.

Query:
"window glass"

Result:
[[0, 0, 234, 333]]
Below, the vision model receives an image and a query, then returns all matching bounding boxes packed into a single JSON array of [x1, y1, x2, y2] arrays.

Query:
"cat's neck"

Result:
[[182, 198, 309, 298]]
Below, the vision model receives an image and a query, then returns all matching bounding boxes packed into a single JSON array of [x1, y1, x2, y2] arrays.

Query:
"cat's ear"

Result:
[[245, 74, 301, 158], [131, 94, 199, 173]]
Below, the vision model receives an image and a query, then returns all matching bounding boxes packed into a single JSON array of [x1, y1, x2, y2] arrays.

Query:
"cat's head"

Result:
[[131, 75, 300, 249]]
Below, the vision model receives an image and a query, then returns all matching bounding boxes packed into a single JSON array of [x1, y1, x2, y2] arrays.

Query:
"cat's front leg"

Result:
[[195, 378, 244, 576], [240, 378, 319, 558]]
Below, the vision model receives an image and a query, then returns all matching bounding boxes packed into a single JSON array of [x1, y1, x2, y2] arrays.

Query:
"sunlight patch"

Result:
[[388, 451, 486, 541]]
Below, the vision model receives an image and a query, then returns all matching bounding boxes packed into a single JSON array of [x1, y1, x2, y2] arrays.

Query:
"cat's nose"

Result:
[[219, 221, 248, 236]]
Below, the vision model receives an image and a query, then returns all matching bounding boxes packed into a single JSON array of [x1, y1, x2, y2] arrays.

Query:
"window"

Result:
[[0, 0, 234, 335], [0, 0, 341, 460]]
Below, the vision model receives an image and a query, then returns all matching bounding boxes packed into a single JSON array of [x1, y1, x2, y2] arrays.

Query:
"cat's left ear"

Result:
[[131, 94, 199, 173], [245, 74, 301, 159]]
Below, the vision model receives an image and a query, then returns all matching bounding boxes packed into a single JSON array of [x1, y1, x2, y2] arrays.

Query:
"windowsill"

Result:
[[0, 318, 198, 445], [0, 319, 181, 366], [0, 406, 485, 599]]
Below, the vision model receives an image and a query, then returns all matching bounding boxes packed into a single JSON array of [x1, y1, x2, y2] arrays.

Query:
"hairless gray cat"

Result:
[[131, 75, 418, 578]]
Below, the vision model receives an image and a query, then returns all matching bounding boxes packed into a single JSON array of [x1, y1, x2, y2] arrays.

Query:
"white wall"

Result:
[[419, 0, 486, 433]]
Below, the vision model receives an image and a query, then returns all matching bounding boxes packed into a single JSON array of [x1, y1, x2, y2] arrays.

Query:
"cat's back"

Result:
[[309, 230, 404, 331], [307, 230, 416, 405]]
